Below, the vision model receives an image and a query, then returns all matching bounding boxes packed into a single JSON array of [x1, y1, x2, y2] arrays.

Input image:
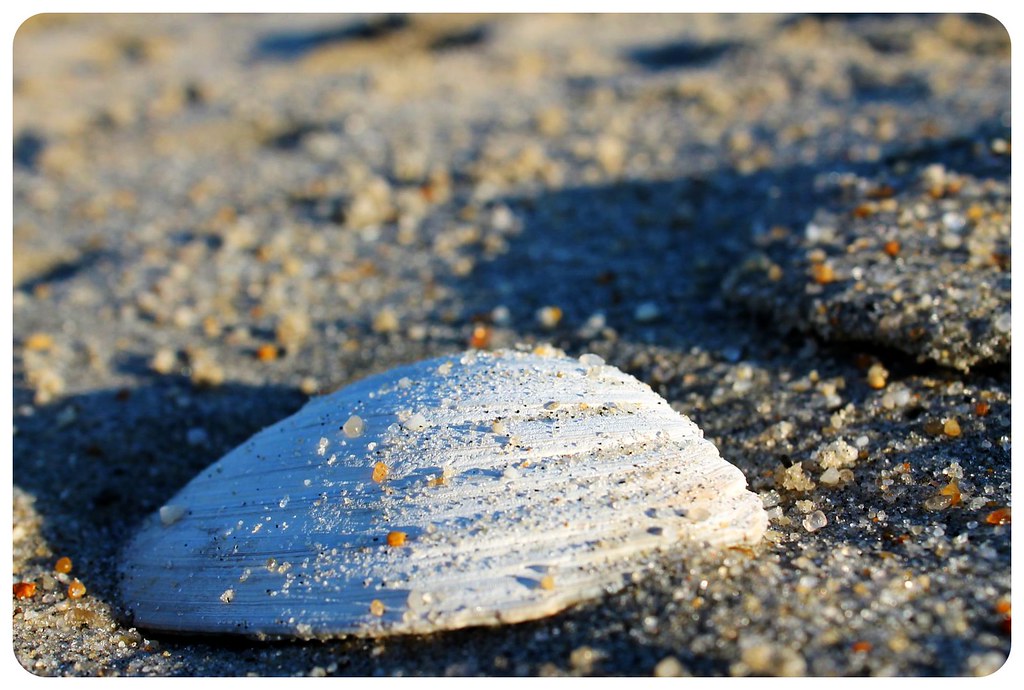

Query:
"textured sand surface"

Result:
[[11, 14, 1011, 676]]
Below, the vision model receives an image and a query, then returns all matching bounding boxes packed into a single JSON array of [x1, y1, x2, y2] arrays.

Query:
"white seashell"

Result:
[[119, 348, 767, 639]]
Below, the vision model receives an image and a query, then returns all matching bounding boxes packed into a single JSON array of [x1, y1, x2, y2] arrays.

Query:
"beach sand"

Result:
[[11, 13, 1011, 676]]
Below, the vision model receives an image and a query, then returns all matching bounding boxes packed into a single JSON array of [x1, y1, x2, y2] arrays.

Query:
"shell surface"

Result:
[[120, 347, 767, 638]]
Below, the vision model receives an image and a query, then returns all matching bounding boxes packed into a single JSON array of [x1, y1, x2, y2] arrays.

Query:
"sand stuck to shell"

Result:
[[119, 347, 766, 639]]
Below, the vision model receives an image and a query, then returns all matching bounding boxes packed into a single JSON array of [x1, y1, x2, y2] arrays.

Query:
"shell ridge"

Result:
[[119, 349, 767, 638]]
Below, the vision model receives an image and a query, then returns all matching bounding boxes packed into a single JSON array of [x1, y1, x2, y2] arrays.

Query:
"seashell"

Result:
[[119, 347, 767, 639]]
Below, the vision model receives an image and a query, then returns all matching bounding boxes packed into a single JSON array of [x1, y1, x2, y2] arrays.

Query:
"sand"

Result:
[[11, 13, 1011, 676]]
